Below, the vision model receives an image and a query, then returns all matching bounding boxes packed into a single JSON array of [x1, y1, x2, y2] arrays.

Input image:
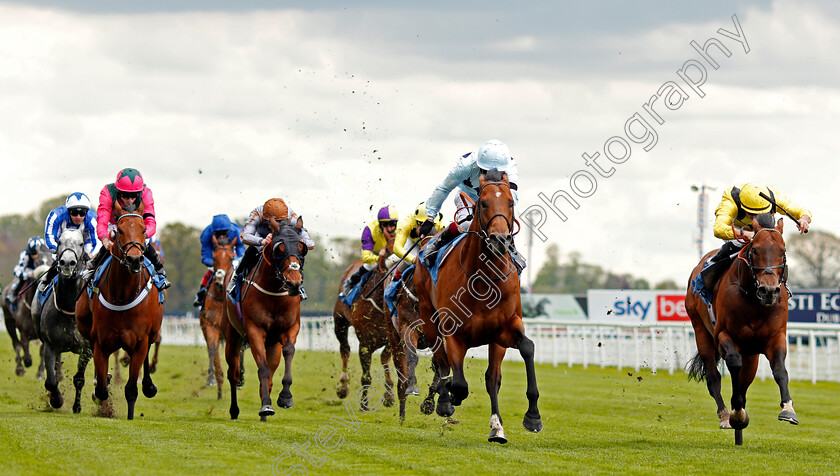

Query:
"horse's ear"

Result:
[[479, 173, 487, 185], [777, 217, 784, 233], [114, 199, 124, 215], [212, 234, 218, 247], [268, 216, 280, 234], [136, 201, 145, 215], [751, 216, 761, 231], [295, 216, 303, 229]]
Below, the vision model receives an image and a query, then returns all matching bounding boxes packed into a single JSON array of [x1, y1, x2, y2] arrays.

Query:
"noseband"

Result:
[[114, 213, 147, 265], [736, 228, 788, 297]]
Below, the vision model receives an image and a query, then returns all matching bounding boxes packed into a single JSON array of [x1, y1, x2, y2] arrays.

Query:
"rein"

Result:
[[734, 228, 788, 298], [457, 180, 518, 281], [113, 213, 147, 266]]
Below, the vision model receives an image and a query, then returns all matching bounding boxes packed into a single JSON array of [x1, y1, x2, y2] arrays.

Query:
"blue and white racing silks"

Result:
[[424, 151, 520, 219], [44, 206, 99, 254]]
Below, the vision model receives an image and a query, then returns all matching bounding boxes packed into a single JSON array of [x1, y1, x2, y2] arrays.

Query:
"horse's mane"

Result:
[[755, 213, 775, 229], [484, 168, 506, 182]]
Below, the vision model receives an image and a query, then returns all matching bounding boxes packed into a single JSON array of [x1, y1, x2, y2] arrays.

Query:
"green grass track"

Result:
[[0, 339, 838, 475]]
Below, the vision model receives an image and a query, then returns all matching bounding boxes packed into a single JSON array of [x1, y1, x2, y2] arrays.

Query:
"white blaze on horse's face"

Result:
[[214, 269, 226, 284]]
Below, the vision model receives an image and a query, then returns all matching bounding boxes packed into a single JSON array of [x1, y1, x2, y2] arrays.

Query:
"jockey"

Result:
[[83, 167, 170, 289], [38, 192, 99, 293], [385, 202, 443, 275], [193, 214, 245, 308], [694, 182, 812, 303], [417, 139, 525, 271], [339, 205, 398, 297], [231, 198, 315, 299], [5, 236, 46, 307]]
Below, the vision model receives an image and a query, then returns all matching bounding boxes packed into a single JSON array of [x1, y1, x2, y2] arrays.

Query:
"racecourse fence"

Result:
[[4, 316, 839, 383]]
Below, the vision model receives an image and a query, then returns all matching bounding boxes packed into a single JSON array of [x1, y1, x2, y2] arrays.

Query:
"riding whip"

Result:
[[362, 240, 420, 299], [758, 192, 808, 233]]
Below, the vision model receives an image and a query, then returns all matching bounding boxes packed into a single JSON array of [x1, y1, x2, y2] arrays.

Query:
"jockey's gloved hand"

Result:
[[418, 219, 435, 238]]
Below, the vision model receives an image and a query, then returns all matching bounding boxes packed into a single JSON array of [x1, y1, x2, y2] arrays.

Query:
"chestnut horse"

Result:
[[333, 255, 396, 410], [200, 234, 237, 399], [685, 213, 797, 446], [414, 169, 542, 443], [2, 244, 53, 377], [76, 201, 163, 420], [224, 217, 307, 421]]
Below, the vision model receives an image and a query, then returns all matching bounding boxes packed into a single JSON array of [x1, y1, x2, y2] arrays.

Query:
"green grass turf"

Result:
[[0, 335, 838, 475]]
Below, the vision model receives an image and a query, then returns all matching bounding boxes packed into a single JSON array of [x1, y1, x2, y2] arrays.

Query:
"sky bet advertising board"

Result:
[[587, 289, 840, 324], [586, 290, 689, 323]]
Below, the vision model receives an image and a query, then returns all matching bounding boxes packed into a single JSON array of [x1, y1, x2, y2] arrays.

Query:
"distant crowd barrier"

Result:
[[5, 290, 838, 383]]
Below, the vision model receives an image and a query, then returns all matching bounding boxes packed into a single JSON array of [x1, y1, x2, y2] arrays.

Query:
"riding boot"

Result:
[[81, 247, 109, 284], [700, 242, 740, 292], [422, 225, 459, 268], [193, 286, 207, 308], [5, 277, 23, 306], [37, 263, 58, 294], [340, 267, 367, 298], [228, 246, 258, 294], [144, 246, 171, 289]]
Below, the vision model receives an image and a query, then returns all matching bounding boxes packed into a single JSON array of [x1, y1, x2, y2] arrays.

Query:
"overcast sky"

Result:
[[1, 0, 837, 287]]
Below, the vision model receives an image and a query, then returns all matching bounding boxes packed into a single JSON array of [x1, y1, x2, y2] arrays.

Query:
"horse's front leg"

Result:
[[73, 345, 92, 414], [125, 340, 150, 421], [446, 337, 468, 407], [224, 331, 243, 420], [277, 340, 295, 409], [768, 341, 798, 425], [246, 326, 273, 420], [515, 332, 543, 433], [486, 343, 507, 443], [92, 342, 110, 404], [141, 344, 158, 399], [380, 344, 395, 407], [43, 343, 63, 409]]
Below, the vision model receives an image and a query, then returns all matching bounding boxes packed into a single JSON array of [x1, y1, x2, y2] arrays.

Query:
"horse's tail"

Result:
[[686, 351, 720, 382], [686, 352, 707, 382]]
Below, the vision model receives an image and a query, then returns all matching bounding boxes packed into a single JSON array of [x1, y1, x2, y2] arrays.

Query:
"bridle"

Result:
[[459, 180, 521, 281], [113, 213, 147, 266], [735, 228, 788, 297]]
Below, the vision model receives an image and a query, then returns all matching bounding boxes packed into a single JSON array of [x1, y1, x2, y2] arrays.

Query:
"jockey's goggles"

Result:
[[68, 208, 86, 217], [380, 220, 397, 228], [118, 191, 141, 202]]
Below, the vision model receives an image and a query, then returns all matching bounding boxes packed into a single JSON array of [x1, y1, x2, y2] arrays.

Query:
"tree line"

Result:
[[2, 196, 838, 314]]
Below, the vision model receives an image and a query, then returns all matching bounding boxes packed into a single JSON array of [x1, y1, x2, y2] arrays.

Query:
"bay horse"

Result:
[[223, 217, 307, 421], [200, 234, 237, 399], [2, 243, 53, 377], [75, 200, 163, 420], [30, 228, 91, 412], [333, 255, 396, 410], [685, 213, 797, 446], [384, 245, 441, 421], [414, 169, 542, 443]]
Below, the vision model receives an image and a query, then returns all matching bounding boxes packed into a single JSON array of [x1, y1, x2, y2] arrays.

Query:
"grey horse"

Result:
[[31, 228, 91, 413]]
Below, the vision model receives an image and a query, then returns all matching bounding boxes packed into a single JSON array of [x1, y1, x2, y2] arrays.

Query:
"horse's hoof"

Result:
[[23, 356, 32, 367], [73, 403, 81, 414], [420, 397, 435, 415], [384, 396, 395, 408], [206, 376, 217, 387], [435, 401, 454, 418], [277, 396, 293, 409], [729, 409, 749, 430], [778, 411, 798, 425], [336, 386, 348, 400], [406, 385, 420, 396], [142, 383, 157, 399], [36, 372, 45, 380], [259, 405, 275, 417], [230, 408, 239, 420], [489, 415, 507, 444], [719, 420, 733, 430], [523, 415, 543, 433], [49, 393, 64, 409], [15, 366, 24, 376]]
